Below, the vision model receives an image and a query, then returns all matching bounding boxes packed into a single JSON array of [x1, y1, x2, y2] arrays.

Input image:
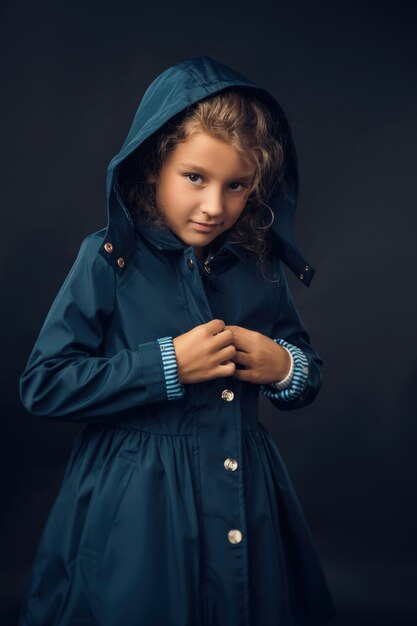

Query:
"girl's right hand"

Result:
[[173, 319, 236, 384]]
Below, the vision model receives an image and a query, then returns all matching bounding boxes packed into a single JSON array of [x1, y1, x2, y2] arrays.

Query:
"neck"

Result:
[[194, 246, 209, 261]]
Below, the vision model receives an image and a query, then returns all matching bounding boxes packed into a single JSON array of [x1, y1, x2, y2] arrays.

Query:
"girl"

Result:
[[18, 56, 336, 626]]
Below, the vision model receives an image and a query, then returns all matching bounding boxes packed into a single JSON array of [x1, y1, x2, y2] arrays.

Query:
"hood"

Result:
[[100, 56, 315, 286]]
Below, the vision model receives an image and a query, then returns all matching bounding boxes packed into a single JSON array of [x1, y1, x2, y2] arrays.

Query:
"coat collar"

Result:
[[136, 222, 248, 264]]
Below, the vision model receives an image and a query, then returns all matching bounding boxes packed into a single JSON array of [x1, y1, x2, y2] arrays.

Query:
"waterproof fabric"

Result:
[[18, 57, 336, 626]]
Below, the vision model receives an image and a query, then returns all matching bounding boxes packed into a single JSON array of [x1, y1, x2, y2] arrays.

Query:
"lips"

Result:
[[190, 220, 220, 232]]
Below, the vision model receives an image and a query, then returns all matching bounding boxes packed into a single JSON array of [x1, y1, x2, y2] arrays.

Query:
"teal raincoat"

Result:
[[18, 57, 336, 626]]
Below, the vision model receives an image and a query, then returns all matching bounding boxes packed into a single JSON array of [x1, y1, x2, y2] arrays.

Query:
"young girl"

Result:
[[18, 56, 336, 626]]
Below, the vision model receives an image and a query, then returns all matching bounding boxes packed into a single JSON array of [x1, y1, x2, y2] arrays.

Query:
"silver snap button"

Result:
[[104, 242, 113, 253], [187, 258, 194, 270]]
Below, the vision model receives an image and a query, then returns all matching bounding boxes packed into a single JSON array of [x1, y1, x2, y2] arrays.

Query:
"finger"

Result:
[[233, 350, 252, 367], [216, 361, 236, 378], [210, 319, 226, 335], [205, 319, 225, 336], [233, 368, 254, 382], [213, 329, 234, 349], [217, 344, 237, 363], [227, 326, 251, 352]]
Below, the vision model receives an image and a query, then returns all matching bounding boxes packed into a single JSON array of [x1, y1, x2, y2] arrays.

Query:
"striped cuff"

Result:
[[157, 337, 185, 400], [260, 339, 309, 402]]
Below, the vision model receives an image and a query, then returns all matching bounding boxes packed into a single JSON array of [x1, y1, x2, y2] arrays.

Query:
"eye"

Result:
[[185, 173, 204, 185], [228, 182, 246, 192], [184, 173, 248, 191]]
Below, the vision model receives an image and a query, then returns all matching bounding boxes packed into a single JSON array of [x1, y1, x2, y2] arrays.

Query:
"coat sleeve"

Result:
[[261, 260, 323, 411], [19, 233, 174, 421]]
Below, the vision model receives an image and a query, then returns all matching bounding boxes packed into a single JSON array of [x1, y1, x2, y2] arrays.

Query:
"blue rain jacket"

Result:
[[18, 57, 336, 626]]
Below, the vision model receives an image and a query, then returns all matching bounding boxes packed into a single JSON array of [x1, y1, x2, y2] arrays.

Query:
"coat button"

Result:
[[299, 273, 304, 280], [221, 389, 234, 402], [104, 242, 113, 253], [117, 257, 125, 268], [228, 529, 243, 544], [224, 458, 238, 471], [305, 265, 310, 272], [187, 258, 194, 270]]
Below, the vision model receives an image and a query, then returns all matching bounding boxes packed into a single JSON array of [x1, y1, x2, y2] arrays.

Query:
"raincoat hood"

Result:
[[101, 56, 315, 286]]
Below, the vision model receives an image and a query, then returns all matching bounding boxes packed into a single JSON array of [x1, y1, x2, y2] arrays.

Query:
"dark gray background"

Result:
[[1, 1, 416, 624]]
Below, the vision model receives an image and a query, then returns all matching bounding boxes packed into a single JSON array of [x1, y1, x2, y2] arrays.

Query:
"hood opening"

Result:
[[99, 56, 315, 286]]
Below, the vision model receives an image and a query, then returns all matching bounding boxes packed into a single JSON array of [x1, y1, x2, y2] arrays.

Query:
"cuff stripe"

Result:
[[157, 337, 185, 400]]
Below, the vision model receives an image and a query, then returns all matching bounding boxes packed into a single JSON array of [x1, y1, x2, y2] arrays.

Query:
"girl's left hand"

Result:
[[224, 325, 291, 385]]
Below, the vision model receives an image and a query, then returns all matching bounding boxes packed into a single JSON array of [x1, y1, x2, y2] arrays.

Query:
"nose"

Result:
[[201, 187, 224, 219]]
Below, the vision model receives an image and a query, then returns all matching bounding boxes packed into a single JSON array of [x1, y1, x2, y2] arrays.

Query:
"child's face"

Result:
[[147, 132, 255, 260]]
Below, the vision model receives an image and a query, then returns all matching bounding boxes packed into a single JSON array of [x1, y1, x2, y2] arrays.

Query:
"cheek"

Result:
[[228, 201, 247, 223], [155, 178, 178, 211], [158, 176, 190, 205]]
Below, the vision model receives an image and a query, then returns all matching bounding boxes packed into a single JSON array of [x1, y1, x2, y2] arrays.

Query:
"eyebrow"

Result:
[[178, 163, 255, 181]]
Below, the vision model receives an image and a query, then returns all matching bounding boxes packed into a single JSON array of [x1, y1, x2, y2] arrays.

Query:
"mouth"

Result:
[[189, 220, 221, 232]]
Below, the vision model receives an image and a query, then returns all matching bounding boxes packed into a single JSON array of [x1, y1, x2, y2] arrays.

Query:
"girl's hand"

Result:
[[173, 319, 236, 384], [224, 325, 291, 385]]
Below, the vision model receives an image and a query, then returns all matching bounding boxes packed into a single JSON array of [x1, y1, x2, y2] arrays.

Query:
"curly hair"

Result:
[[118, 86, 286, 266]]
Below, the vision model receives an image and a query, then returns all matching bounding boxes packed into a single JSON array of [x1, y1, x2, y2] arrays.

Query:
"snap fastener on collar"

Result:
[[117, 257, 125, 268], [104, 242, 113, 253]]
